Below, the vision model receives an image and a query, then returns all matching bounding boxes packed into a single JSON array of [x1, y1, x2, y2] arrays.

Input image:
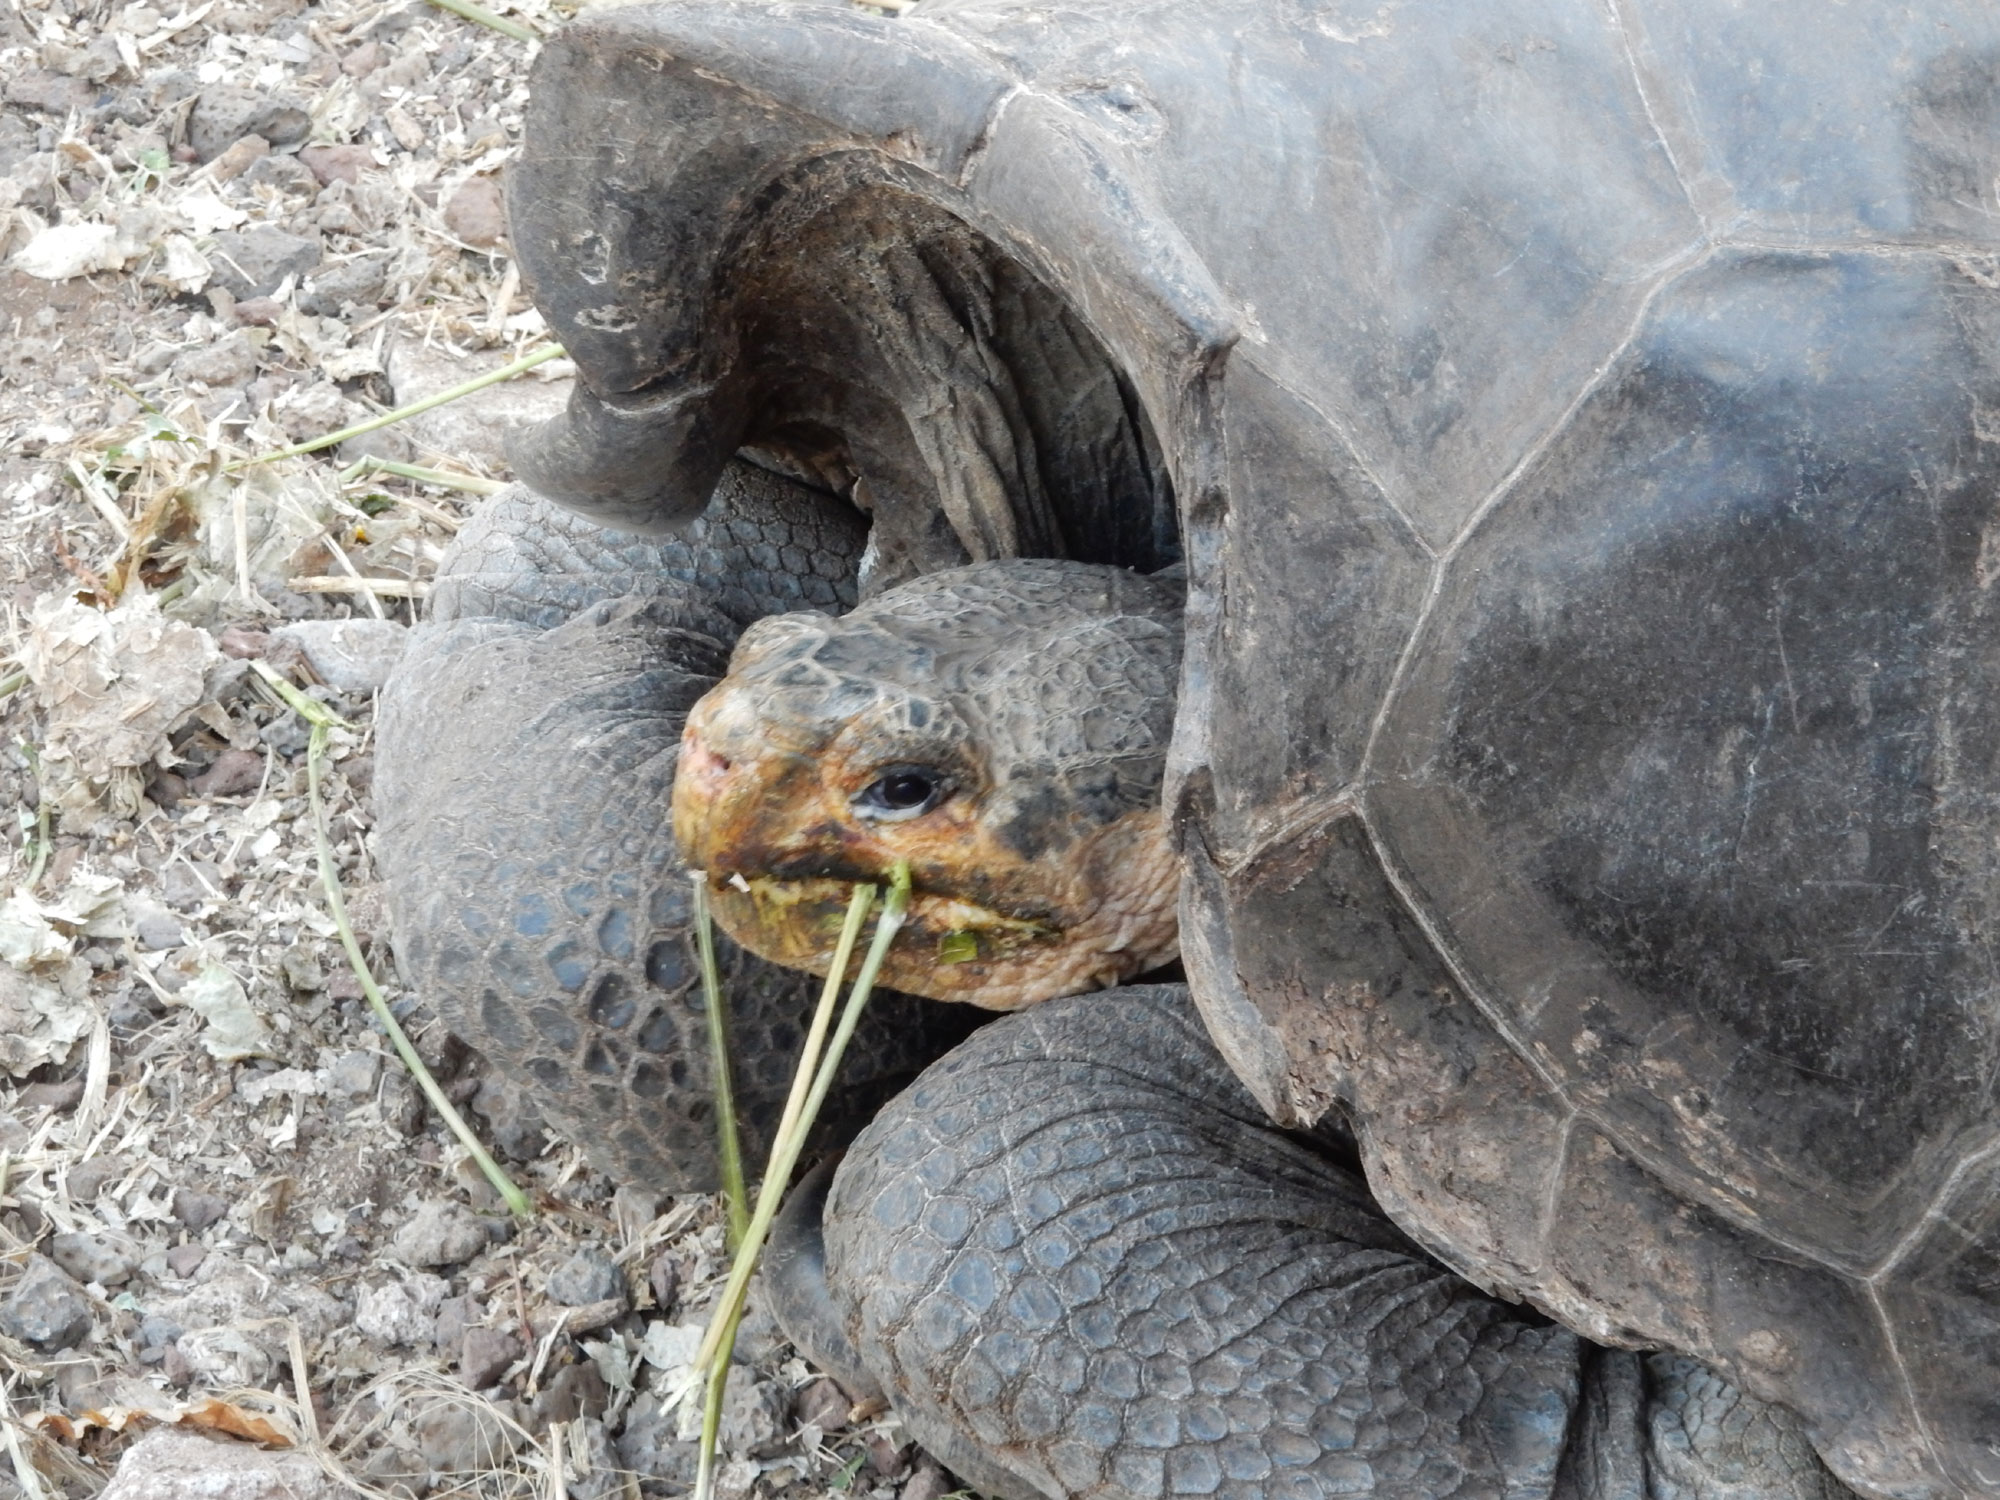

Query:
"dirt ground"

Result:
[[0, 0, 935, 1493]]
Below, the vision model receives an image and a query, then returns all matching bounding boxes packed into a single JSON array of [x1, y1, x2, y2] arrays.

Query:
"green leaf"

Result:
[[937, 930, 979, 964], [829, 1451, 868, 1491]]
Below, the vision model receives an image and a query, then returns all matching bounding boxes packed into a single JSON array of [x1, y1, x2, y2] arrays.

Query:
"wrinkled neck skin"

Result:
[[673, 558, 1184, 1010]]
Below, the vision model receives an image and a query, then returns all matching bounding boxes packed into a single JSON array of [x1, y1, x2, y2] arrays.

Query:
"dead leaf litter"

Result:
[[0, 0, 928, 1493]]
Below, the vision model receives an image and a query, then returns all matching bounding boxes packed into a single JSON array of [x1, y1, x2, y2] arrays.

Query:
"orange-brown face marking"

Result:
[[671, 560, 1184, 1010]]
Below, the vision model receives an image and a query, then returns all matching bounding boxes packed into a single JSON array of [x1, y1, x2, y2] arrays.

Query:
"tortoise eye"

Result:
[[855, 767, 949, 820]]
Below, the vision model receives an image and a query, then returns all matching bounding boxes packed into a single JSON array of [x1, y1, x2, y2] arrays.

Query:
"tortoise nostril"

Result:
[[680, 739, 733, 783]]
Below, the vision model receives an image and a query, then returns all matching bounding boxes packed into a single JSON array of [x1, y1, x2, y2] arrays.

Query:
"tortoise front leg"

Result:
[[813, 987, 1855, 1500]]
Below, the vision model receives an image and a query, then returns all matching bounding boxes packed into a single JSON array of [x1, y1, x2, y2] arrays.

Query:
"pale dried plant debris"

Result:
[[0, 0, 947, 1492]]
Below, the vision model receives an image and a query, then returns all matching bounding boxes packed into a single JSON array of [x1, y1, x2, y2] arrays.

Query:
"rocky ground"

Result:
[[0, 0, 941, 1494]]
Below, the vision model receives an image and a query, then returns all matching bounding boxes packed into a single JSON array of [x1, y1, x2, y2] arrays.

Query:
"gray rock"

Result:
[[271, 618, 408, 695], [442, 175, 505, 246], [647, 1251, 680, 1315], [433, 1292, 479, 1353], [392, 1200, 489, 1268], [901, 1455, 954, 1500], [138, 1314, 184, 1351], [794, 1377, 848, 1434], [172, 334, 258, 390], [566, 1419, 624, 1500], [470, 1072, 550, 1162], [99, 1428, 345, 1500], [49, 1231, 136, 1287], [329, 1049, 382, 1098], [355, 1278, 441, 1348], [616, 1390, 698, 1485], [67, 1155, 127, 1200], [1, 1254, 92, 1349], [188, 85, 311, 162], [719, 1376, 790, 1459], [171, 1188, 229, 1230], [277, 944, 324, 992], [208, 226, 321, 300], [164, 1243, 207, 1278], [128, 898, 185, 952], [414, 1402, 519, 1473], [529, 1359, 609, 1426], [547, 1247, 624, 1308], [189, 748, 265, 799], [458, 1324, 521, 1389], [238, 153, 317, 193], [298, 253, 391, 317]]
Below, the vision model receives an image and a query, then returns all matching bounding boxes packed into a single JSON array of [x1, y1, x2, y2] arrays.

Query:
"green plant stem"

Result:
[[693, 1302, 745, 1500], [265, 660, 531, 1217], [424, 0, 536, 41], [0, 671, 26, 701], [693, 873, 750, 1251], [692, 863, 912, 1379], [690, 883, 876, 1375], [338, 457, 505, 495], [228, 345, 565, 470]]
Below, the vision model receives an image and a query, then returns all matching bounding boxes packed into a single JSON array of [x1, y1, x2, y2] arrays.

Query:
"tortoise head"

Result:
[[673, 559, 1184, 1010]]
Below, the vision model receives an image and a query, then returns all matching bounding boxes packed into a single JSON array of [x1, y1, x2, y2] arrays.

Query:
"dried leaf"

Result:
[[10, 222, 127, 280], [180, 963, 275, 1062], [21, 593, 220, 781]]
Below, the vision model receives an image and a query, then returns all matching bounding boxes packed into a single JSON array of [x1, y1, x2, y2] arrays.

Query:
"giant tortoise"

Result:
[[375, 1, 2000, 1496]]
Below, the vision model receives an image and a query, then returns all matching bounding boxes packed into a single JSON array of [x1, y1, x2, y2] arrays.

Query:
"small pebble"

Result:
[[392, 1201, 490, 1268], [547, 1247, 624, 1308], [414, 1403, 518, 1473], [190, 748, 265, 799], [207, 131, 269, 181], [646, 1251, 680, 1315], [442, 175, 505, 246], [50, 1232, 136, 1287], [433, 1293, 480, 1353], [207, 225, 321, 300], [278, 944, 324, 992], [187, 84, 310, 161], [329, 1050, 382, 1098], [66, 1154, 127, 1199], [173, 333, 259, 389], [172, 1188, 229, 1231], [98, 1427, 347, 1500], [20, 1079, 84, 1114], [1, 1254, 93, 1350], [129, 899, 185, 952], [164, 1243, 207, 1278], [217, 624, 269, 658], [300, 142, 373, 185], [901, 1455, 953, 1500], [458, 1325, 521, 1389], [865, 1432, 912, 1481], [355, 1280, 437, 1348], [719, 1378, 790, 1459], [137, 1314, 183, 1351], [529, 1359, 609, 1426], [794, 1377, 848, 1434]]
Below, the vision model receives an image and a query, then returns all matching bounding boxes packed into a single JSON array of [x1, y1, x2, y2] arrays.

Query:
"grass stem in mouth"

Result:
[[693, 865, 912, 1500], [694, 872, 750, 1252]]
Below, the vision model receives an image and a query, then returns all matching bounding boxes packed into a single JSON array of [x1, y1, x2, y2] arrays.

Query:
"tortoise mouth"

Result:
[[703, 872, 1081, 1011]]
